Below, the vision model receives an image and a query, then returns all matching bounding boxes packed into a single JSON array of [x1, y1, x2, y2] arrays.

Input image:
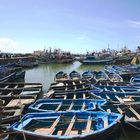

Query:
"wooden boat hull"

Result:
[[130, 75, 140, 84], [81, 58, 115, 65], [9, 124, 122, 140], [1, 95, 37, 124], [0, 82, 43, 98], [69, 71, 81, 80], [101, 103, 140, 129], [15, 71, 26, 80], [82, 71, 94, 80], [46, 90, 102, 100], [114, 56, 133, 64], [29, 99, 107, 112], [0, 72, 16, 83], [9, 111, 123, 140], [91, 91, 140, 103], [55, 71, 69, 82]]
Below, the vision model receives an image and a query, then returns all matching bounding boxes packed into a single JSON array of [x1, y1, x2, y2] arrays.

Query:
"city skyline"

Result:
[[0, 0, 140, 53]]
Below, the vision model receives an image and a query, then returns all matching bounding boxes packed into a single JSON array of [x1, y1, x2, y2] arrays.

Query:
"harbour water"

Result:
[[25, 61, 103, 92], [25, 61, 140, 140]]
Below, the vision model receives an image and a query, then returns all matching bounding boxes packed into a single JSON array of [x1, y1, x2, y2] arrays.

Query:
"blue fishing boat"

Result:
[[48, 82, 91, 93], [9, 111, 123, 140], [104, 71, 123, 82], [0, 82, 43, 89], [0, 82, 42, 98], [55, 71, 69, 82], [1, 62, 17, 68], [0, 63, 21, 75], [91, 90, 140, 104], [69, 70, 81, 80], [105, 65, 140, 81], [0, 72, 16, 83], [1, 95, 37, 124], [45, 90, 102, 100], [101, 103, 140, 128], [94, 71, 108, 82], [49, 81, 90, 91], [50, 80, 90, 88], [15, 71, 26, 80], [16, 60, 38, 68], [130, 75, 140, 84], [29, 99, 107, 112], [94, 84, 140, 93], [82, 70, 94, 80], [114, 55, 134, 64], [80, 56, 116, 65], [0, 65, 11, 75], [95, 80, 131, 87]]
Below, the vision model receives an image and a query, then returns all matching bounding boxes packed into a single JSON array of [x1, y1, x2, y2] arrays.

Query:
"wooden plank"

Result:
[[65, 87, 68, 91], [46, 90, 54, 97], [74, 86, 77, 90], [72, 82, 75, 85], [55, 95, 65, 98], [99, 83, 102, 86], [107, 109, 111, 113], [14, 109, 23, 116], [35, 128, 50, 134], [48, 116, 60, 134], [73, 94, 76, 99], [70, 130, 78, 135], [115, 95, 124, 103], [7, 92, 13, 96], [4, 85, 9, 89], [6, 99, 34, 107], [64, 95, 67, 99], [121, 88, 125, 93], [97, 95, 102, 98], [85, 115, 92, 133], [24, 84, 42, 88], [112, 88, 117, 92], [104, 88, 108, 91], [82, 85, 85, 89], [68, 102, 74, 111], [129, 107, 140, 120], [117, 107, 123, 114], [65, 116, 76, 135], [55, 103, 62, 111], [103, 117, 108, 128], [81, 102, 86, 110], [14, 85, 18, 89], [106, 95, 111, 100], [83, 93, 86, 99], [57, 130, 63, 136]]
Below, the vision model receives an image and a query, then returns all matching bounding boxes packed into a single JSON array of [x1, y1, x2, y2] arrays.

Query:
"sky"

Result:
[[0, 0, 140, 53]]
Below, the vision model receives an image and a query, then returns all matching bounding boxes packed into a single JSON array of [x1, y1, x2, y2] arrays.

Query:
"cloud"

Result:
[[0, 38, 20, 53], [127, 20, 140, 28]]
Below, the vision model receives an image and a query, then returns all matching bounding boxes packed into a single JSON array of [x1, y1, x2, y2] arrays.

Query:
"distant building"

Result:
[[33, 50, 45, 56], [121, 46, 131, 53]]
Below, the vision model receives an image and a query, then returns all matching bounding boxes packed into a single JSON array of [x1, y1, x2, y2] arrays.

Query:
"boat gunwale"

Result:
[[9, 111, 123, 139]]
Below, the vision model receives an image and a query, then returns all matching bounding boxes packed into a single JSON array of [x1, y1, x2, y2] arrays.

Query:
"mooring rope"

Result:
[[120, 122, 130, 140], [126, 122, 140, 131]]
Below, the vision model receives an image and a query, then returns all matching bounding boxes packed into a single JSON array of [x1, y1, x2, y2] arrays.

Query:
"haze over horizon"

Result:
[[0, 0, 140, 53]]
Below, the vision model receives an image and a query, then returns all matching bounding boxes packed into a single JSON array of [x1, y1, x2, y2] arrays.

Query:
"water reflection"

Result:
[[78, 63, 104, 71]]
